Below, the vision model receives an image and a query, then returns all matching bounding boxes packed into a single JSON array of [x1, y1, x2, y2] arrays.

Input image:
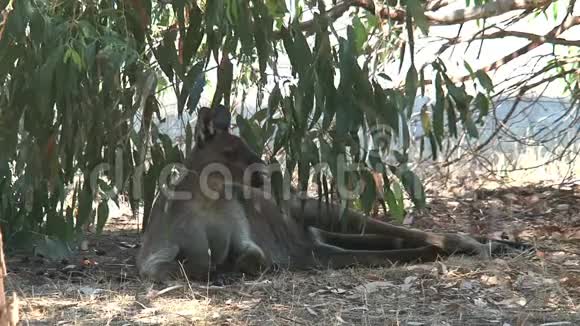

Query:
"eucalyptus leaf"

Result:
[[405, 65, 418, 116], [96, 199, 109, 235], [475, 70, 494, 92], [406, 0, 429, 35], [384, 187, 405, 222], [400, 170, 426, 209], [359, 170, 377, 215], [432, 73, 445, 143]]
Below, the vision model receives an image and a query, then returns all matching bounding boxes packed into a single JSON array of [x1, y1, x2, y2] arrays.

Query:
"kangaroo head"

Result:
[[187, 105, 266, 189]]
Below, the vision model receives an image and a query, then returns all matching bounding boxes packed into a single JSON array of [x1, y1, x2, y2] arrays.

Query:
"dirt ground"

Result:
[[4, 179, 580, 325]]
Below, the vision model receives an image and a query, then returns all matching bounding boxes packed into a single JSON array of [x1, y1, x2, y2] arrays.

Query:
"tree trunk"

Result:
[[0, 226, 18, 326]]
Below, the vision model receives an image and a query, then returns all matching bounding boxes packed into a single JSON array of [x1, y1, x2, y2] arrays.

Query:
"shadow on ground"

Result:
[[5, 183, 580, 325]]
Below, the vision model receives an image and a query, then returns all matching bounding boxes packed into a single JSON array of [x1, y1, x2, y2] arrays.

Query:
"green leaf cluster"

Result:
[[0, 0, 504, 254]]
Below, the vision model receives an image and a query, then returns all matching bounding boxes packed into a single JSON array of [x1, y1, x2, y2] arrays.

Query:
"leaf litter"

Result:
[[3, 180, 580, 325]]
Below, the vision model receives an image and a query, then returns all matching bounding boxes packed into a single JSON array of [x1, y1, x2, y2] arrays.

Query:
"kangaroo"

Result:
[[136, 106, 442, 282], [136, 105, 267, 281], [136, 106, 528, 283]]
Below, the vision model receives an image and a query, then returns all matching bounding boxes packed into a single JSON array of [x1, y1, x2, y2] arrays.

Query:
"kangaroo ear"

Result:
[[194, 105, 232, 145], [213, 104, 231, 132], [194, 107, 215, 145], [213, 104, 232, 132]]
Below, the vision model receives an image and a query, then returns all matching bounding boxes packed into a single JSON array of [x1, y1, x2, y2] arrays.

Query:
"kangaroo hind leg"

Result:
[[306, 227, 441, 269], [311, 227, 430, 251]]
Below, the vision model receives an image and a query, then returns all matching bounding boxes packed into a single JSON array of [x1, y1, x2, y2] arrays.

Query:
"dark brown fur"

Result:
[[136, 106, 527, 283]]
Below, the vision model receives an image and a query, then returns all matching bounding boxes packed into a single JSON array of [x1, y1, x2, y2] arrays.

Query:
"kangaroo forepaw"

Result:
[[443, 233, 491, 258], [443, 233, 533, 259], [478, 237, 534, 256]]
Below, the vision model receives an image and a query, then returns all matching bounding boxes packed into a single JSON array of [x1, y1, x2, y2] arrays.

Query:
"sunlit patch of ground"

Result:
[[5, 180, 580, 325]]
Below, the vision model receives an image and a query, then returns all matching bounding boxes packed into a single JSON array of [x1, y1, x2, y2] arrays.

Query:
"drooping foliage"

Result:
[[0, 0, 576, 254]]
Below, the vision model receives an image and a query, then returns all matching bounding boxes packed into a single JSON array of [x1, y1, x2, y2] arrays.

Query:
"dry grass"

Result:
[[5, 178, 580, 325]]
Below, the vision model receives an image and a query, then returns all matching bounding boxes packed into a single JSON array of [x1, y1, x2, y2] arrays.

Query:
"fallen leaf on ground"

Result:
[[348, 281, 394, 297]]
